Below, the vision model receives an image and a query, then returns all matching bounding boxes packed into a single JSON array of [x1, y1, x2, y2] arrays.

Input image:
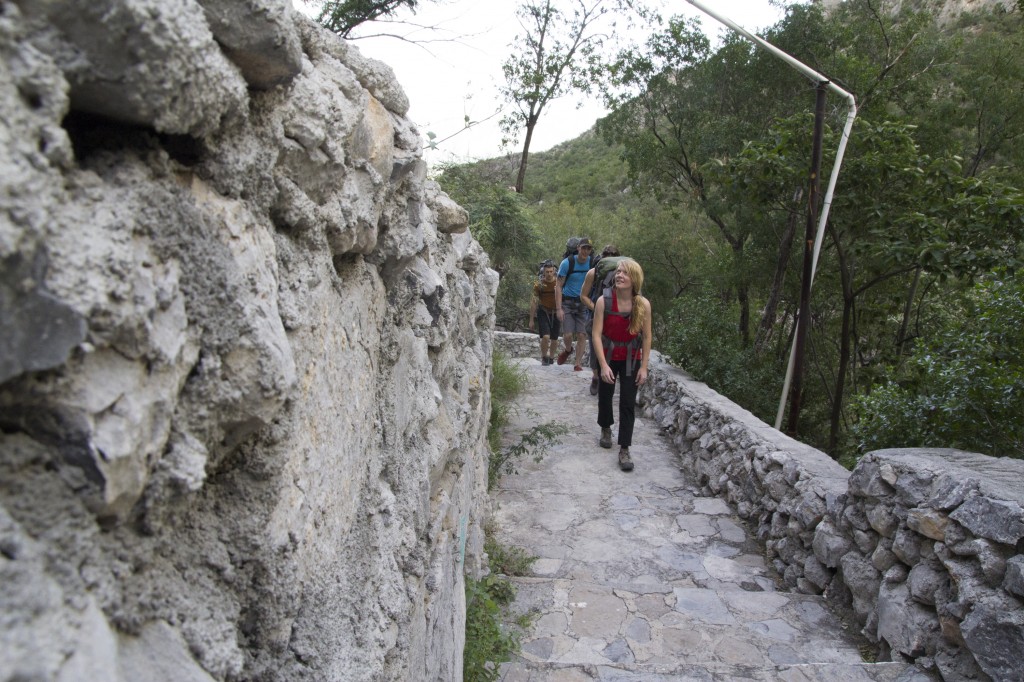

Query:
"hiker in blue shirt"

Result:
[[555, 238, 594, 371]]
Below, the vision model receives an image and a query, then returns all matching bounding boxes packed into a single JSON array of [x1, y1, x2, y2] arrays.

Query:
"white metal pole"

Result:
[[681, 0, 858, 430]]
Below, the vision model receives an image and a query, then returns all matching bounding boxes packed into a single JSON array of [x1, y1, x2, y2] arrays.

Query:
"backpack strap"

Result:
[[601, 288, 643, 377], [566, 254, 592, 279]]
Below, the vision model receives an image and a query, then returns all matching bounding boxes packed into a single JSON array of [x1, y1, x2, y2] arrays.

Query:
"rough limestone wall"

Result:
[[492, 335, 1024, 681], [0, 2, 497, 681]]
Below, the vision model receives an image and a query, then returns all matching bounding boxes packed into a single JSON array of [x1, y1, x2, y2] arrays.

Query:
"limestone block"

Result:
[[841, 503, 871, 533], [960, 602, 1024, 682], [948, 538, 1010, 587], [877, 580, 939, 658], [812, 518, 853, 568], [907, 508, 949, 542], [865, 502, 900, 538], [19, 0, 248, 136], [840, 551, 882, 622], [950, 495, 1024, 546], [783, 562, 801, 588], [849, 457, 895, 498], [196, 0, 303, 89], [892, 526, 923, 566], [928, 474, 981, 511], [935, 543, 990, 607], [907, 560, 948, 606], [942, 518, 970, 547], [792, 493, 826, 529], [871, 538, 899, 573], [430, 189, 469, 235], [853, 529, 879, 555], [763, 469, 789, 502], [888, 467, 937, 508], [883, 562, 909, 585], [803, 554, 832, 591], [1004, 555, 1024, 598]]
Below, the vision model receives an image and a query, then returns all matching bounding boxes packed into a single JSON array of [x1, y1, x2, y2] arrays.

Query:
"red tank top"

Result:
[[603, 290, 641, 361]]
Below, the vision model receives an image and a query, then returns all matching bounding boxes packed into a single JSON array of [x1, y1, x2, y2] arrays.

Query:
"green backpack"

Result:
[[588, 256, 625, 303]]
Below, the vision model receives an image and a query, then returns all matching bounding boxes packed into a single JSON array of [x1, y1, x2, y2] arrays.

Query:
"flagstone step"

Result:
[[499, 659, 919, 682], [505, 578, 869, 670]]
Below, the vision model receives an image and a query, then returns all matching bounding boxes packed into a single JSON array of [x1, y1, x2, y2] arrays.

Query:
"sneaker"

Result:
[[618, 447, 634, 471], [542, 357, 551, 365], [573, 365, 583, 371], [590, 377, 599, 395], [556, 346, 573, 365], [600, 428, 613, 449]]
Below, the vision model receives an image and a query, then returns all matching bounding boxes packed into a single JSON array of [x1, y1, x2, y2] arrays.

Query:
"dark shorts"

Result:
[[536, 308, 560, 338]]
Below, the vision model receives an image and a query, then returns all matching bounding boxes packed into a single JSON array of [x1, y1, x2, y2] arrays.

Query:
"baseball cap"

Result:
[[577, 238, 592, 248]]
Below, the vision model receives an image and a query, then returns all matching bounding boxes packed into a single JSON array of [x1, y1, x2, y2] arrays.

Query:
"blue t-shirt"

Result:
[[558, 255, 592, 297]]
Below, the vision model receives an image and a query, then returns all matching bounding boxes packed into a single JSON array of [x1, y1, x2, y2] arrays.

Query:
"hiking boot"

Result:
[[556, 345, 573, 365], [600, 428, 613, 449], [618, 447, 634, 471], [573, 365, 583, 371], [590, 376, 599, 395]]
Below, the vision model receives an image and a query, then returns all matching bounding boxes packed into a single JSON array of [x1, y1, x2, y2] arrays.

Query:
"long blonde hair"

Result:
[[618, 258, 647, 336]]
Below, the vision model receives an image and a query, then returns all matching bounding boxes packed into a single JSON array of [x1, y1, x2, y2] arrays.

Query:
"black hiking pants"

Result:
[[597, 359, 638, 448]]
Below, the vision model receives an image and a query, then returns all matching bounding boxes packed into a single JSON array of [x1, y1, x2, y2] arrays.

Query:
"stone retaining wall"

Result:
[[495, 331, 1024, 682]]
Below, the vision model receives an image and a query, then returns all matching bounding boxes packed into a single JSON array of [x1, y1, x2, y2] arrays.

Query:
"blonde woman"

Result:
[[591, 258, 652, 471]]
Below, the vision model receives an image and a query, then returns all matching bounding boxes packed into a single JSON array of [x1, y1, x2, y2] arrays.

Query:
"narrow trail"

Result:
[[491, 357, 916, 681]]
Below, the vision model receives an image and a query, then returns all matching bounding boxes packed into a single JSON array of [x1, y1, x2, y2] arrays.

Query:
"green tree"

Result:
[[501, 0, 636, 194], [852, 275, 1024, 459], [439, 164, 542, 330], [930, 6, 1024, 176], [315, 0, 421, 37]]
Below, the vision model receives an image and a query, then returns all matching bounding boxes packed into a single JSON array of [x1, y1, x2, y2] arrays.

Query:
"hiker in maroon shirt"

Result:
[[592, 258, 652, 472]]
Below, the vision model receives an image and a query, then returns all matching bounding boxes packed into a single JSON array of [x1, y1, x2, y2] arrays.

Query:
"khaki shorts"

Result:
[[561, 299, 588, 335]]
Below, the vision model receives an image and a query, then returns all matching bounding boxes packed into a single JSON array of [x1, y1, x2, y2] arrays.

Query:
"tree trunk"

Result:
[[755, 189, 802, 353], [514, 115, 539, 194], [896, 265, 922, 359], [738, 278, 750, 348], [829, 224, 854, 455]]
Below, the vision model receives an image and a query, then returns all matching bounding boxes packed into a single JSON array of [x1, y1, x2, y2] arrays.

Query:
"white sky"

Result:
[[295, 1, 791, 167]]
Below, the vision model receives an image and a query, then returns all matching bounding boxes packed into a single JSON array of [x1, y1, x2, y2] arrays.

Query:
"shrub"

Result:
[[463, 575, 519, 682], [852, 275, 1024, 459]]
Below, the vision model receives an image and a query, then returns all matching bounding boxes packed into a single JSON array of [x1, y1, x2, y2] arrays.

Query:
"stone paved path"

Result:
[[491, 358, 914, 681]]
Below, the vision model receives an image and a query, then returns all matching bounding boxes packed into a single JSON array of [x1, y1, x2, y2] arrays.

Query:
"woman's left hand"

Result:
[[636, 367, 648, 386]]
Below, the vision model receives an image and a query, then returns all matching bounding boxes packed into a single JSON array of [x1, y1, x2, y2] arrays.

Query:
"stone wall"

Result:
[[496, 331, 1024, 681], [0, 3, 496, 681]]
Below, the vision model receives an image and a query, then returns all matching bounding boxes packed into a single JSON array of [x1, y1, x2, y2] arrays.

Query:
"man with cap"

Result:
[[555, 238, 595, 371]]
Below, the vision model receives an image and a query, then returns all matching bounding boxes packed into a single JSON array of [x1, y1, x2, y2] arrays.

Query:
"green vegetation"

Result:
[[314, 0, 423, 37], [487, 352, 569, 490], [463, 573, 520, 682], [485, 535, 539, 576], [852, 274, 1024, 458], [444, 1, 1024, 464], [487, 351, 531, 453], [467, 355, 553, 680]]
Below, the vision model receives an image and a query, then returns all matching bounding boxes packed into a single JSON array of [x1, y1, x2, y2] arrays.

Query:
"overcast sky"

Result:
[[295, 1, 792, 167]]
